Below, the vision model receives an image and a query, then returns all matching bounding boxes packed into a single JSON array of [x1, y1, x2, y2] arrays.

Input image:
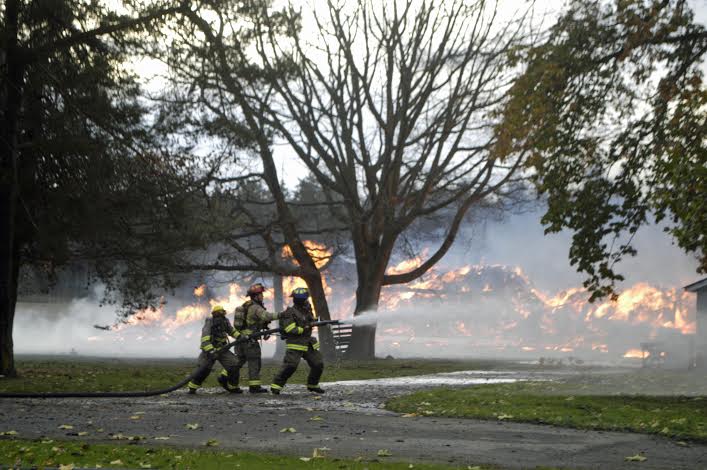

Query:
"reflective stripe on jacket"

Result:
[[200, 315, 239, 352], [280, 302, 317, 348], [234, 301, 279, 336]]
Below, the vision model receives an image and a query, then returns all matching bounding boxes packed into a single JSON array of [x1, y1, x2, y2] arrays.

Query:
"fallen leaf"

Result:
[[59, 464, 74, 470], [497, 414, 514, 420], [58, 425, 74, 430], [130, 415, 142, 420], [77, 432, 89, 436], [185, 423, 200, 430], [313, 447, 330, 458], [280, 427, 297, 433], [309, 416, 324, 421], [154, 436, 170, 441], [625, 454, 647, 462], [109, 460, 123, 465], [401, 413, 418, 418], [299, 457, 311, 462], [377, 449, 392, 457], [0, 430, 18, 436], [139, 464, 151, 469], [205, 439, 220, 447]]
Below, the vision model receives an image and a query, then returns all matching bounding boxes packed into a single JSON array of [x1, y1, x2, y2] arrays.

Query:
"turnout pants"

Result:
[[271, 343, 323, 391], [224, 340, 262, 387], [188, 349, 239, 391]]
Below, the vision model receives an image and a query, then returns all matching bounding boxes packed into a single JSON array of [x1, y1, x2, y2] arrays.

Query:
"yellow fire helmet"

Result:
[[211, 304, 227, 315]]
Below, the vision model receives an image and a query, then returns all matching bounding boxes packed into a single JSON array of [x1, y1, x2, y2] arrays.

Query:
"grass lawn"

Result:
[[0, 438, 489, 470], [0, 356, 531, 393], [386, 381, 707, 442]]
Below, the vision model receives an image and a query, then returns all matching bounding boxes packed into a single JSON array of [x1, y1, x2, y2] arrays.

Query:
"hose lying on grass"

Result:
[[0, 327, 282, 398], [0, 321, 345, 398]]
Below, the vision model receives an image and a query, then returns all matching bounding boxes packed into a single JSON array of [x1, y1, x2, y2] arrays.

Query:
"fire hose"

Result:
[[0, 320, 346, 399]]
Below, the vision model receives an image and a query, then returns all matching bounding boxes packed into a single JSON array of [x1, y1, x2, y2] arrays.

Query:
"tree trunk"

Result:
[[272, 273, 285, 361], [345, 243, 391, 359], [305, 274, 336, 361], [0, 0, 22, 378], [345, 276, 385, 359], [0, 245, 19, 378]]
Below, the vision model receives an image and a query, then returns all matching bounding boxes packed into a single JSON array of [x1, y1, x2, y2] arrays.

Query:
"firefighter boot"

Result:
[[249, 385, 268, 394], [307, 385, 326, 394], [187, 380, 200, 395], [218, 375, 243, 394]]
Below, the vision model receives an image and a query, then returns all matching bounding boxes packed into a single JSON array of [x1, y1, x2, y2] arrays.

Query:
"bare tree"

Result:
[[135, 1, 350, 357], [247, 0, 537, 357]]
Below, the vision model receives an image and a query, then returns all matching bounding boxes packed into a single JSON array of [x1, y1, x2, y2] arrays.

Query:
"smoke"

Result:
[[13, 286, 282, 358], [12, 209, 700, 362], [427, 207, 700, 294], [350, 292, 694, 366]]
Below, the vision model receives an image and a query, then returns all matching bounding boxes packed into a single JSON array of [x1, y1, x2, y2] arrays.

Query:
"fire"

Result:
[[118, 284, 243, 335], [623, 348, 644, 358], [112, 240, 335, 340], [106, 243, 697, 360], [386, 252, 425, 276], [375, 258, 697, 358], [282, 240, 333, 269]]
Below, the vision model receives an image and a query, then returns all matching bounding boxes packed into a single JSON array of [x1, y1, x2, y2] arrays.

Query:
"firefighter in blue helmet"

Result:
[[270, 287, 325, 394], [187, 305, 242, 394]]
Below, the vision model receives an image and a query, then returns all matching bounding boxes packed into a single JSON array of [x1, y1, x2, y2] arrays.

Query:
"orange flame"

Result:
[[623, 348, 644, 359], [282, 240, 333, 270], [194, 284, 206, 297], [112, 245, 698, 359]]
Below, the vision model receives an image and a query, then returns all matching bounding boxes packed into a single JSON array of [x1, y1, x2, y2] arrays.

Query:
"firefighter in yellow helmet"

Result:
[[187, 304, 242, 394], [270, 287, 324, 394], [223, 283, 280, 393]]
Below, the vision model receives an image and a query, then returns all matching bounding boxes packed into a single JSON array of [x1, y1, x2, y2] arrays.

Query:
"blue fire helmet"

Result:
[[290, 287, 310, 301]]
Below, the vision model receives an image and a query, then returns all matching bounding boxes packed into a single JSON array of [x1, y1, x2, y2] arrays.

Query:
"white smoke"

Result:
[[13, 286, 280, 358], [12, 210, 701, 361]]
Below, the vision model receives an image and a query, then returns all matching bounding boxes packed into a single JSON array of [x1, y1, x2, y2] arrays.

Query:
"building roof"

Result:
[[684, 277, 707, 293]]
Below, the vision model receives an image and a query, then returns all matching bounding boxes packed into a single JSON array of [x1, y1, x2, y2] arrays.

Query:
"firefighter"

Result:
[[270, 287, 325, 395], [223, 283, 280, 393], [187, 304, 242, 394]]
